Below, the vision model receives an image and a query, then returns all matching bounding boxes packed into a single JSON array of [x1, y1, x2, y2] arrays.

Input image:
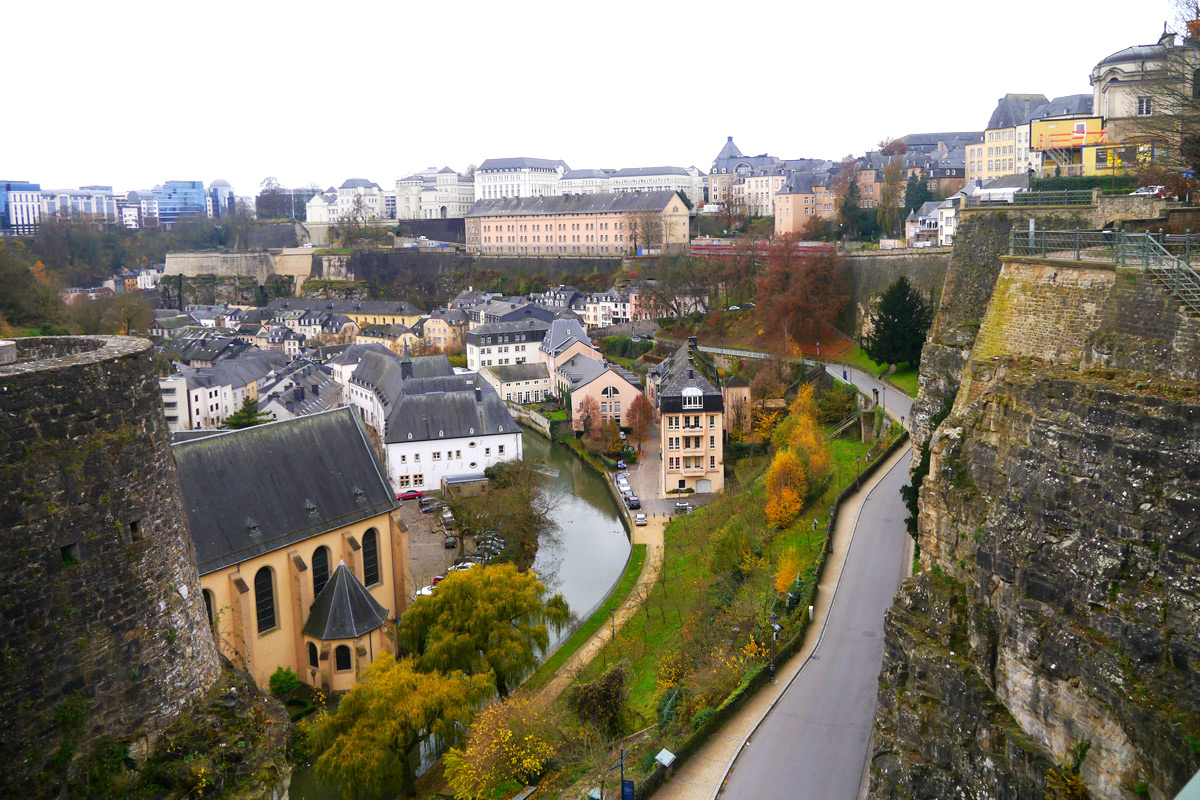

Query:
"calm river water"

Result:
[[289, 431, 630, 799]]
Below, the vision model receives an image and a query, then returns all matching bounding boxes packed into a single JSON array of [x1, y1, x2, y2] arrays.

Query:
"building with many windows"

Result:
[[395, 167, 475, 219], [173, 408, 409, 692], [464, 190, 690, 257], [1090, 28, 1191, 168], [480, 362, 551, 405], [554, 354, 642, 431], [474, 157, 569, 201], [382, 374, 522, 493], [466, 318, 551, 371], [560, 166, 706, 207], [709, 136, 782, 206], [153, 180, 209, 228], [2, 180, 43, 234], [965, 94, 1048, 184], [649, 339, 725, 495]]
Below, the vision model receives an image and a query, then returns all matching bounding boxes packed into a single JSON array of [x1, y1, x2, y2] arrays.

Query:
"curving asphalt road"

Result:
[[718, 429, 912, 798], [825, 364, 914, 426]]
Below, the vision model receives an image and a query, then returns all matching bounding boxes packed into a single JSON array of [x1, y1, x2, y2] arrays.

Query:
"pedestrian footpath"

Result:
[[654, 443, 913, 800]]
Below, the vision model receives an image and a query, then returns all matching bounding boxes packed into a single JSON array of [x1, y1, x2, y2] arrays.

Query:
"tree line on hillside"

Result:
[[0, 238, 155, 336]]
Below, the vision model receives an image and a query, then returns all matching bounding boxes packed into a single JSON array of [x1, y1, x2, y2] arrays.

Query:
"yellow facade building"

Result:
[[173, 408, 412, 692]]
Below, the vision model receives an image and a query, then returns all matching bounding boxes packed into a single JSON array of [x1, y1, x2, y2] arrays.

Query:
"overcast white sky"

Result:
[[7, 0, 1178, 196]]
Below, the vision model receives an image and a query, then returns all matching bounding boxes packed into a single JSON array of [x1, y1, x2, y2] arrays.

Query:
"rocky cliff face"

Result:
[[871, 218, 1200, 799]]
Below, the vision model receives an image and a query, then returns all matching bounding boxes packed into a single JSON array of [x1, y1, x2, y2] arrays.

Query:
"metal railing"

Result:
[[965, 189, 1094, 208], [1009, 229, 1200, 314]]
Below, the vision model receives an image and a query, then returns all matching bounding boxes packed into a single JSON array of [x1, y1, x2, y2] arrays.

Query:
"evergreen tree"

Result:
[[861, 276, 933, 369], [904, 174, 933, 214], [222, 396, 272, 429], [838, 180, 862, 239]]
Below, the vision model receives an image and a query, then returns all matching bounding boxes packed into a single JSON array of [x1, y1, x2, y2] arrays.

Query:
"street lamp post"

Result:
[[768, 613, 779, 683]]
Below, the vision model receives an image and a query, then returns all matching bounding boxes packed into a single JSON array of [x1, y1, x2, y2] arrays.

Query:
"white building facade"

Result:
[[474, 157, 568, 201]]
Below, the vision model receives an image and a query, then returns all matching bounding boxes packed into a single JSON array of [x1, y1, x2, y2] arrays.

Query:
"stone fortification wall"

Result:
[[959, 193, 1167, 231], [164, 251, 277, 282], [871, 236, 1200, 796], [0, 336, 220, 795], [842, 248, 951, 337]]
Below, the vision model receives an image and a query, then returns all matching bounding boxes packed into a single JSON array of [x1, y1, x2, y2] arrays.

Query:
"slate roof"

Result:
[[714, 136, 744, 163], [173, 408, 395, 575], [1029, 94, 1093, 119], [351, 350, 453, 405], [540, 317, 593, 356], [483, 363, 550, 383], [555, 355, 640, 392], [302, 561, 390, 640], [986, 93, 1049, 129], [427, 308, 469, 325], [562, 168, 615, 180], [611, 166, 692, 177], [465, 190, 682, 218], [339, 178, 380, 190], [259, 360, 342, 418], [383, 375, 516, 444], [1094, 41, 1174, 69], [477, 157, 569, 172], [468, 317, 552, 339], [653, 342, 723, 413], [899, 131, 984, 152], [324, 342, 392, 368], [778, 170, 829, 195]]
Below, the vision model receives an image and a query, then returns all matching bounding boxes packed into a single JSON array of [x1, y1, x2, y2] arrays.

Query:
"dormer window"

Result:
[[245, 517, 261, 536], [682, 388, 703, 409], [305, 500, 318, 519]]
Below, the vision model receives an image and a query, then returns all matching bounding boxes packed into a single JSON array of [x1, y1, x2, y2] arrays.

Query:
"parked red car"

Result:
[[397, 489, 423, 501]]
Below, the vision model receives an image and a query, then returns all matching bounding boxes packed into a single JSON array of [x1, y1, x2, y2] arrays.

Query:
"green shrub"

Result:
[[268, 666, 300, 697], [816, 383, 857, 424], [691, 706, 717, 731]]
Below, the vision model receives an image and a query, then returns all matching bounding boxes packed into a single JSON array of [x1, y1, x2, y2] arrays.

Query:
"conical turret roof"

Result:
[[302, 560, 389, 640]]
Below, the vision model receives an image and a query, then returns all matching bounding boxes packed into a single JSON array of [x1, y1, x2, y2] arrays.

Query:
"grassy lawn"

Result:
[[887, 366, 920, 397], [523, 544, 647, 693], [569, 426, 872, 728], [836, 345, 919, 398]]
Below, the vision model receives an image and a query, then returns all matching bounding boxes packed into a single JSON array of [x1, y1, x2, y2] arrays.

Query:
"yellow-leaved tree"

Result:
[[444, 693, 559, 799], [788, 385, 832, 483], [765, 449, 807, 527], [774, 547, 802, 597], [302, 654, 493, 798], [398, 563, 570, 698]]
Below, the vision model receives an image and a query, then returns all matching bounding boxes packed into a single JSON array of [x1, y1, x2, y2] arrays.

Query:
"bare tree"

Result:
[[626, 211, 663, 254]]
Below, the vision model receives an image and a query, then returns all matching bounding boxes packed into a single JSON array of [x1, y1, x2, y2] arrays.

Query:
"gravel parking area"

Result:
[[395, 495, 461, 593]]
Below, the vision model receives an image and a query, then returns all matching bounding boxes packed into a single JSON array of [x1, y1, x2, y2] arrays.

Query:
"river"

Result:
[[289, 431, 631, 799]]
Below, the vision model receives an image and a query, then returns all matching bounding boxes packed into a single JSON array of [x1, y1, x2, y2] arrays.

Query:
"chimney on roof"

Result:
[[295, 386, 305, 401], [474, 385, 482, 403], [312, 384, 319, 397], [687, 335, 698, 351]]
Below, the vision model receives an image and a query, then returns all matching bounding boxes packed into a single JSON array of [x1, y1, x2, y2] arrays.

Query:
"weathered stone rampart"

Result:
[[0, 336, 220, 795], [842, 248, 951, 337], [872, 218, 1200, 797]]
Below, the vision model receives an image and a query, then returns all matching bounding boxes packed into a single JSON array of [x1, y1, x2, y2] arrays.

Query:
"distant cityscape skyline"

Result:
[[7, 0, 1176, 195]]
